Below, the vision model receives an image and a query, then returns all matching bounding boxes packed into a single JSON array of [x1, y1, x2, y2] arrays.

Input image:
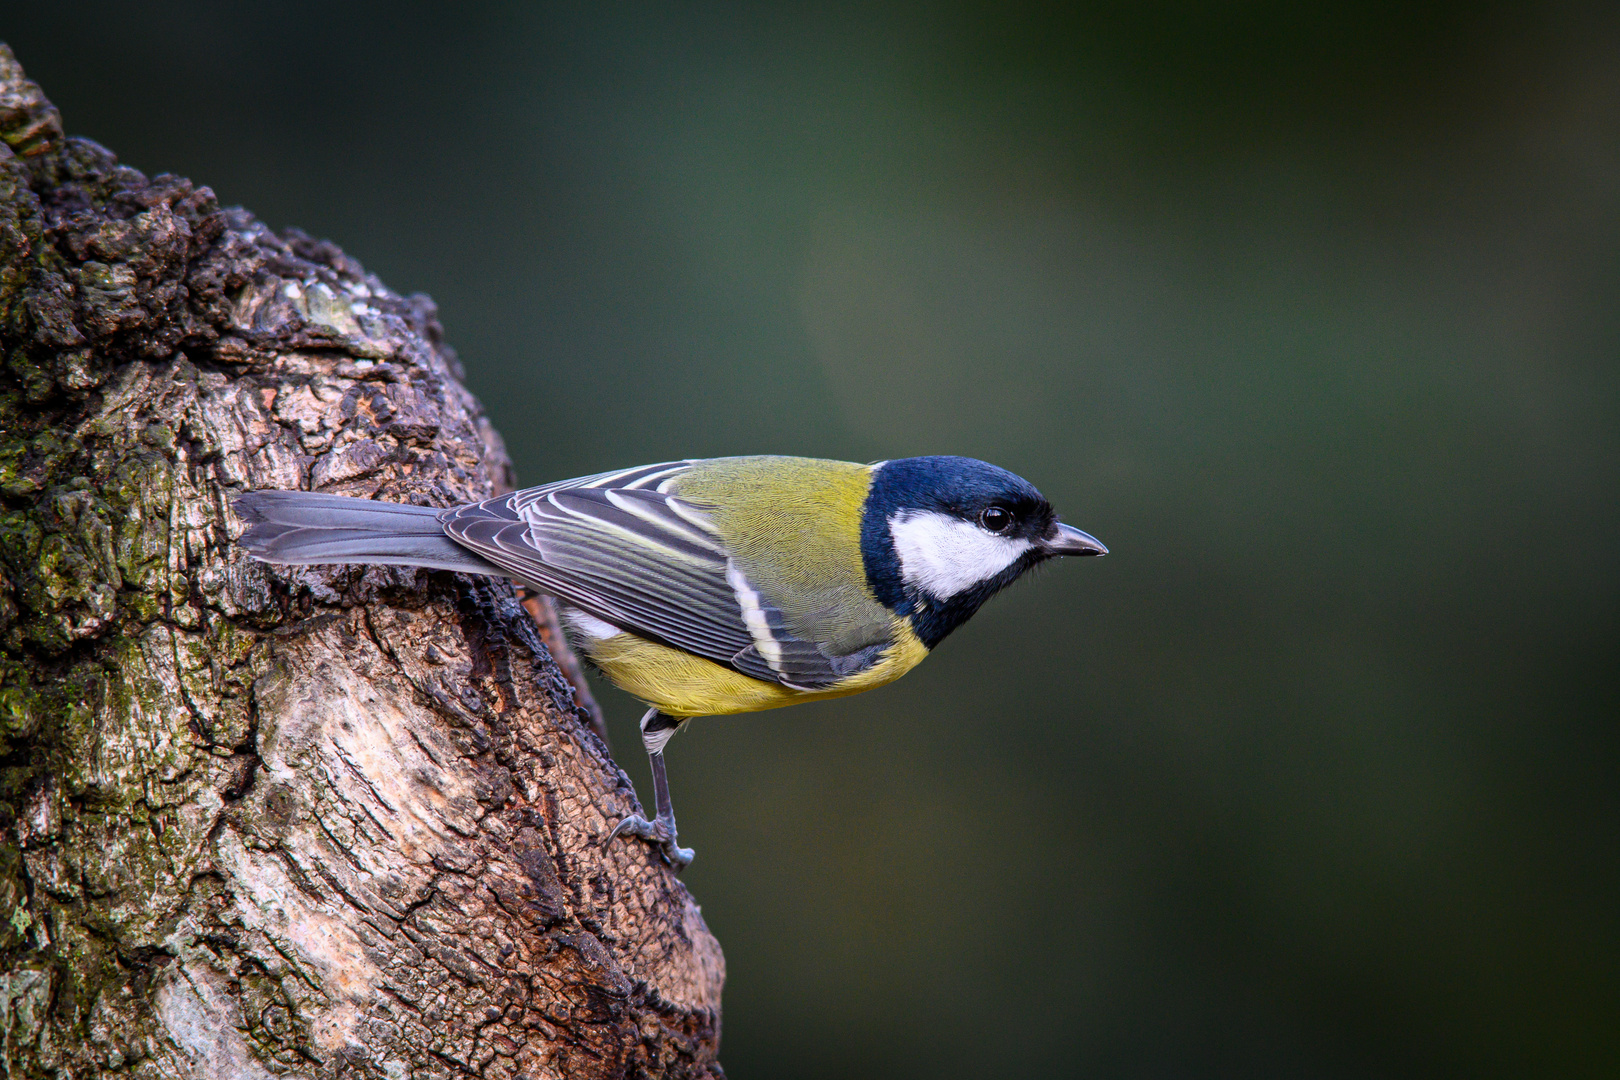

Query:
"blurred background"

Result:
[[8, 3, 1617, 1075]]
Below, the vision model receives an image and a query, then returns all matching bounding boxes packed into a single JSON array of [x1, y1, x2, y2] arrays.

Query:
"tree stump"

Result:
[[0, 44, 724, 1079]]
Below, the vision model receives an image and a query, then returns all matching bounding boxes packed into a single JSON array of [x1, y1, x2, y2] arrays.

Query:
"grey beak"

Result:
[[1045, 522, 1108, 556]]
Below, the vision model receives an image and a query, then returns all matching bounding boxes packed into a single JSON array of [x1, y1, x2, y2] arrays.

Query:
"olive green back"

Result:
[[674, 456, 893, 657]]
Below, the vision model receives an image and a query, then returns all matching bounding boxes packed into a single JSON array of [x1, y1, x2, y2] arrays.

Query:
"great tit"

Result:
[[236, 455, 1105, 867]]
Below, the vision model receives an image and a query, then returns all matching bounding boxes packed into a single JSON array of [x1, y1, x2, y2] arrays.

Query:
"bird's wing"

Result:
[[440, 462, 882, 688]]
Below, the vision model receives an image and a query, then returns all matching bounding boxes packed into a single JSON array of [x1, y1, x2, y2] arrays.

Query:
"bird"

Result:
[[234, 455, 1106, 868]]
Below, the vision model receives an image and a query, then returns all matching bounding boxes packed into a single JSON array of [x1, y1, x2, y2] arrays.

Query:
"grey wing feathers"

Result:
[[441, 463, 880, 688], [238, 462, 888, 689], [442, 478, 785, 684], [235, 490, 505, 575]]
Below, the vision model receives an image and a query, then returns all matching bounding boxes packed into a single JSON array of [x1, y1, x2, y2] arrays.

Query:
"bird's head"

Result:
[[860, 456, 1106, 648]]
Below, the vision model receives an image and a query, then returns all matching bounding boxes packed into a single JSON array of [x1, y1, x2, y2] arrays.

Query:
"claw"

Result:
[[611, 719, 696, 871], [607, 814, 695, 870], [608, 814, 655, 842], [664, 841, 695, 870]]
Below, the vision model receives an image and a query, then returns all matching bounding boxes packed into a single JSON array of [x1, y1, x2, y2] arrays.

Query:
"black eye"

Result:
[[980, 506, 1013, 533]]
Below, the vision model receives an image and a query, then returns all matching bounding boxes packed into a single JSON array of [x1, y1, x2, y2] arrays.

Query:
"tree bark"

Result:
[[0, 44, 724, 1079]]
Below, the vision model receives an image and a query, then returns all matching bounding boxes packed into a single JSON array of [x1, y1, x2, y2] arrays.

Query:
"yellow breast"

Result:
[[579, 619, 930, 719]]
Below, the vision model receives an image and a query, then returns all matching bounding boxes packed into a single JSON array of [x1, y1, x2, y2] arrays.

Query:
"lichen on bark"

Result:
[[0, 44, 723, 1079]]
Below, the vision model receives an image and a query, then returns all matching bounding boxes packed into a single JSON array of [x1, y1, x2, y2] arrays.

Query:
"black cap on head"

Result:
[[860, 456, 1089, 647]]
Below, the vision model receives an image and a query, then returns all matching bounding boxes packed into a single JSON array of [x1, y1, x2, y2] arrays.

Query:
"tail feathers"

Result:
[[235, 490, 506, 575]]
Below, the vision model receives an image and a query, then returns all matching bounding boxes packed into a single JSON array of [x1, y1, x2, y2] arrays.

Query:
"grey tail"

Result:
[[234, 490, 507, 576]]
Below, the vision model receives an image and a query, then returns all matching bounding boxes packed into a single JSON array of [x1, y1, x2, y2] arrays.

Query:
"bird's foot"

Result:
[[608, 814, 695, 870]]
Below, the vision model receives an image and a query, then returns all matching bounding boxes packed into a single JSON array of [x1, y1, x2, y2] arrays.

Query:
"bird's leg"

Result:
[[607, 709, 695, 869], [608, 751, 694, 869]]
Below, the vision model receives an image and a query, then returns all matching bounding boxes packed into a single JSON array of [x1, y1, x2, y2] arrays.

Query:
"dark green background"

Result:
[[8, 3, 1617, 1075]]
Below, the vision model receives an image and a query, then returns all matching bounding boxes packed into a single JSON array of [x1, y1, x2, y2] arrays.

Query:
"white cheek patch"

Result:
[[561, 606, 622, 641], [887, 511, 1032, 600]]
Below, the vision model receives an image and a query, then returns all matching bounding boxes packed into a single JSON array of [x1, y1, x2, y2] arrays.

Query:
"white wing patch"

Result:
[[726, 560, 785, 671], [888, 510, 1032, 600]]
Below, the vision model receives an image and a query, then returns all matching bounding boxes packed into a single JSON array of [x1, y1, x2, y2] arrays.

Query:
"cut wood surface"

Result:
[[0, 44, 723, 1079]]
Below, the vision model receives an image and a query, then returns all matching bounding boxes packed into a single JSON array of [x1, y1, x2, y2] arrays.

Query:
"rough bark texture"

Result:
[[0, 45, 724, 1079]]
